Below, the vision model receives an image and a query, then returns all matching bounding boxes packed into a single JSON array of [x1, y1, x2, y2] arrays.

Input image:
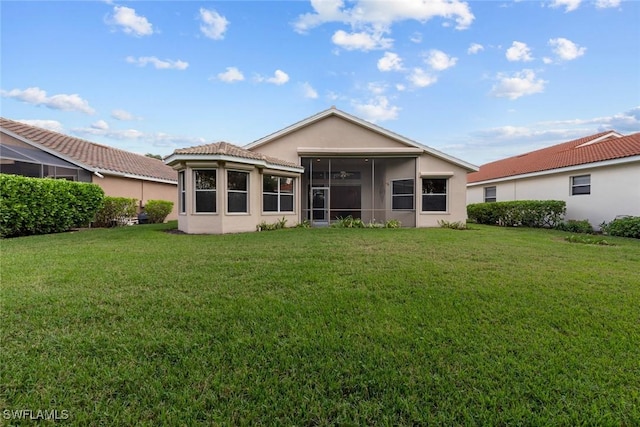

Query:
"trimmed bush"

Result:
[[0, 174, 104, 238], [555, 219, 594, 234], [467, 200, 566, 228], [600, 216, 640, 239], [145, 199, 174, 224], [93, 197, 137, 227]]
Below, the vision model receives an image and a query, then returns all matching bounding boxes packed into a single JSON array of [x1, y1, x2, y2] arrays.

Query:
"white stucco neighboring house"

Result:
[[165, 107, 479, 234], [467, 130, 640, 228]]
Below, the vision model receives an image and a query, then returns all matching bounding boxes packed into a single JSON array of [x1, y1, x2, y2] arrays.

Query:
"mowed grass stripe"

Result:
[[1, 223, 639, 425]]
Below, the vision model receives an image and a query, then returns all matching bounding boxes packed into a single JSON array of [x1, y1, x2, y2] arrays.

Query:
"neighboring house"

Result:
[[467, 130, 640, 228], [0, 117, 179, 220], [165, 107, 478, 234]]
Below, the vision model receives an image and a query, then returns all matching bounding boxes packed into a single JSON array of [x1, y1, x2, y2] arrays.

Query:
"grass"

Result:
[[1, 223, 639, 425]]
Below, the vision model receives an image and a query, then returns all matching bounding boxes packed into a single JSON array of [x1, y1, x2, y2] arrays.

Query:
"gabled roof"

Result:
[[245, 107, 478, 172], [165, 141, 303, 173], [468, 131, 640, 184], [0, 117, 177, 183]]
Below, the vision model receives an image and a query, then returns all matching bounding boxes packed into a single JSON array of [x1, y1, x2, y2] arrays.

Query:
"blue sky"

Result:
[[1, 0, 639, 165]]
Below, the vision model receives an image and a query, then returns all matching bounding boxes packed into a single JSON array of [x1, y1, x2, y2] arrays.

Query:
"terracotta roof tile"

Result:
[[172, 141, 301, 169], [0, 117, 177, 182], [468, 131, 640, 183]]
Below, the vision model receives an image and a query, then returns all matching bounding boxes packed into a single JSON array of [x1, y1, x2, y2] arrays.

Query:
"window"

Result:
[[392, 179, 414, 210], [484, 186, 496, 203], [571, 175, 591, 195], [194, 169, 216, 213], [178, 171, 186, 213], [422, 178, 447, 212], [228, 170, 249, 213], [263, 175, 294, 213]]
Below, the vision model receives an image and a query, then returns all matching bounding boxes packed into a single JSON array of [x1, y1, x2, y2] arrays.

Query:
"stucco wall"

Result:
[[177, 162, 300, 234], [94, 175, 178, 221], [467, 162, 640, 227]]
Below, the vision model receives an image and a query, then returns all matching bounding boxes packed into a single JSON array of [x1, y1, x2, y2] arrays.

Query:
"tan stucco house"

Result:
[[0, 117, 179, 220], [165, 107, 478, 234]]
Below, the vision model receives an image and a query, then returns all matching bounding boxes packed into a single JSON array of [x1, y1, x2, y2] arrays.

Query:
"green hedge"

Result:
[[467, 200, 566, 228], [601, 216, 640, 239], [0, 174, 104, 238], [93, 197, 138, 227], [144, 199, 174, 224]]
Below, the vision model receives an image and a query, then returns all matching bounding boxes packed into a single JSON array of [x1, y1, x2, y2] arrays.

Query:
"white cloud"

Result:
[[595, 0, 621, 8], [548, 37, 586, 61], [540, 106, 640, 132], [490, 69, 546, 100], [367, 82, 387, 95], [377, 52, 403, 72], [109, 6, 153, 36], [216, 67, 245, 83], [1, 87, 95, 114], [199, 8, 229, 40], [506, 41, 533, 62], [111, 109, 137, 121], [408, 68, 438, 88], [16, 119, 64, 133], [126, 56, 189, 70], [293, 0, 474, 33], [352, 96, 399, 122], [301, 82, 318, 99], [549, 0, 582, 12], [73, 126, 207, 148], [91, 120, 109, 130], [426, 49, 458, 71], [410, 32, 422, 43], [331, 29, 392, 51], [468, 43, 484, 54], [256, 70, 290, 85]]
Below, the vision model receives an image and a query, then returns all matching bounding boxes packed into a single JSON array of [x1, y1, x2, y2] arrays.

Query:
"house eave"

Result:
[[94, 168, 178, 185], [467, 155, 640, 187], [164, 153, 304, 174]]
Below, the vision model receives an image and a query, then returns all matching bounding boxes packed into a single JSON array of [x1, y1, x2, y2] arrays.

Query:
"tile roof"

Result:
[[468, 131, 640, 184], [0, 117, 177, 183], [170, 141, 302, 169]]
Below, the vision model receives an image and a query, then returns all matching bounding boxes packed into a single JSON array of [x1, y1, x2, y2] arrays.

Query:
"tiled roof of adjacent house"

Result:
[[468, 131, 640, 184], [0, 117, 177, 182], [171, 141, 302, 169]]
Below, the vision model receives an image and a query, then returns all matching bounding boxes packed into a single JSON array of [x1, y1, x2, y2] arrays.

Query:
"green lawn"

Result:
[[1, 223, 639, 425]]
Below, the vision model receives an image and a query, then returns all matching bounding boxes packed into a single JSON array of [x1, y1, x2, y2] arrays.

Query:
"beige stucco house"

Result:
[[0, 117, 179, 220], [165, 107, 478, 234]]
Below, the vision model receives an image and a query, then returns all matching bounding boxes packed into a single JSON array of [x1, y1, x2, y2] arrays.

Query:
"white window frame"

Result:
[[178, 171, 186, 214], [421, 178, 448, 212], [227, 170, 249, 214], [391, 178, 415, 211], [484, 186, 497, 203], [193, 169, 217, 214], [263, 175, 295, 213], [571, 174, 591, 196]]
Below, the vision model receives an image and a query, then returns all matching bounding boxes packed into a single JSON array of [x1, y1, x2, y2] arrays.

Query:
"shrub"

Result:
[[438, 220, 468, 230], [467, 200, 566, 228], [93, 197, 137, 227], [384, 219, 401, 229], [332, 216, 365, 228], [600, 216, 640, 239], [555, 219, 593, 234], [145, 199, 174, 224], [257, 217, 288, 231], [565, 235, 614, 246], [0, 174, 104, 238]]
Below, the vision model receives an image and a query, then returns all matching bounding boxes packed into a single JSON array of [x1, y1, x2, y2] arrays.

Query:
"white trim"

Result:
[[420, 171, 454, 177], [467, 155, 640, 187], [164, 153, 303, 174], [575, 131, 622, 147], [245, 107, 478, 172], [94, 169, 177, 184]]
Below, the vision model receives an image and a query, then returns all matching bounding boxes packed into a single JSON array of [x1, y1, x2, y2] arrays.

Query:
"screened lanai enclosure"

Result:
[[300, 157, 417, 227]]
